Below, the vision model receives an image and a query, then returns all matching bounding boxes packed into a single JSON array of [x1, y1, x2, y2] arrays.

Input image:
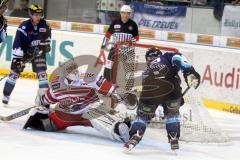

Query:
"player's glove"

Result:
[[27, 46, 42, 58], [12, 58, 26, 73], [183, 67, 201, 89], [38, 39, 51, 53], [35, 88, 50, 108]]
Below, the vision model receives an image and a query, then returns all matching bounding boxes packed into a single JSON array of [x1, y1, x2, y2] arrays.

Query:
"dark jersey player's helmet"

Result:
[[145, 48, 162, 63], [29, 5, 43, 16]]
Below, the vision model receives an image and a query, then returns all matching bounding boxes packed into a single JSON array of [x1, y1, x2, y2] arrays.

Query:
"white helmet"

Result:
[[120, 5, 132, 13]]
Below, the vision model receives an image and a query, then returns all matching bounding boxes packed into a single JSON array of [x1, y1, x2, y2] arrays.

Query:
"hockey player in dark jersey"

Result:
[[101, 5, 139, 82], [0, 0, 8, 43], [2, 5, 51, 105], [124, 48, 201, 151]]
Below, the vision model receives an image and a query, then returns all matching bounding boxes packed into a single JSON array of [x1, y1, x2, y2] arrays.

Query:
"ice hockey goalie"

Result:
[[23, 61, 137, 143]]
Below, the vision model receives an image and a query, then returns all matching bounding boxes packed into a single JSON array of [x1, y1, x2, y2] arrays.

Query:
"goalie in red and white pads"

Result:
[[23, 63, 137, 143]]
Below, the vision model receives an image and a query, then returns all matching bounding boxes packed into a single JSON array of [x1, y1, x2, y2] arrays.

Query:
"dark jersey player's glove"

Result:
[[183, 67, 201, 89], [38, 39, 51, 53], [11, 58, 26, 73]]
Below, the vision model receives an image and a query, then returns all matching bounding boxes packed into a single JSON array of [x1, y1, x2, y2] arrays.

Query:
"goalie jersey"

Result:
[[41, 69, 116, 115]]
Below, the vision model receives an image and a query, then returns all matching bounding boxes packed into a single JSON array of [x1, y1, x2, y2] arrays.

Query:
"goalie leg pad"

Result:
[[114, 122, 130, 143]]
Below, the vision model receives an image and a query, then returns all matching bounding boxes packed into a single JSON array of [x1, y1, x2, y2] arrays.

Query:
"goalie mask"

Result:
[[64, 69, 80, 86], [145, 48, 162, 66]]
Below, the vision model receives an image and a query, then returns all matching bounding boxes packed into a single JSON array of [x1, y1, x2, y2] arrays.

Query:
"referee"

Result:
[[100, 5, 139, 83]]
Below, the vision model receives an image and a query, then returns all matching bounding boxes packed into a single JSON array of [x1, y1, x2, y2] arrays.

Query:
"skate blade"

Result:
[[172, 149, 178, 155], [123, 144, 134, 153]]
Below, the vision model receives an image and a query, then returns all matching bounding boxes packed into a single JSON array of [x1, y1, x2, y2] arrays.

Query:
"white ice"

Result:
[[0, 79, 240, 160]]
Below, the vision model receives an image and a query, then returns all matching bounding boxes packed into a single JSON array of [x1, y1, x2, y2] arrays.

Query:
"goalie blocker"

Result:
[[23, 64, 137, 143]]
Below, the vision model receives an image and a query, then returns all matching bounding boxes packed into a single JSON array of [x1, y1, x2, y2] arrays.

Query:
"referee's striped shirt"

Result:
[[101, 18, 139, 48]]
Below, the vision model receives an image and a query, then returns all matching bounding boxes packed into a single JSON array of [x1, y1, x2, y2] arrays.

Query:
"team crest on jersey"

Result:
[[39, 28, 47, 32], [114, 24, 121, 29], [52, 83, 60, 90], [21, 26, 26, 30], [128, 26, 133, 31]]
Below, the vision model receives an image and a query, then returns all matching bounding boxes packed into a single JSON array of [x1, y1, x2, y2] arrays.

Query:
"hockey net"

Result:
[[111, 42, 229, 143]]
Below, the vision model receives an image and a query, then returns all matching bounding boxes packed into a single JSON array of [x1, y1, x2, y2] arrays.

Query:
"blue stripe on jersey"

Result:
[[172, 55, 192, 71]]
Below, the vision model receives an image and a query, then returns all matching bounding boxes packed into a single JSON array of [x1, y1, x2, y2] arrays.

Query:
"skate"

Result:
[[123, 130, 143, 152], [168, 133, 179, 150], [2, 95, 9, 105]]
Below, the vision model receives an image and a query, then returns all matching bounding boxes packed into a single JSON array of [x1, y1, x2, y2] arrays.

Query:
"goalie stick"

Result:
[[0, 87, 191, 121], [182, 86, 190, 96], [0, 106, 34, 121]]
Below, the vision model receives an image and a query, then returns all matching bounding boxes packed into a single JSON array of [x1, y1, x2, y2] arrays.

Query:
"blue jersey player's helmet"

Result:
[[29, 5, 43, 16], [145, 48, 162, 63]]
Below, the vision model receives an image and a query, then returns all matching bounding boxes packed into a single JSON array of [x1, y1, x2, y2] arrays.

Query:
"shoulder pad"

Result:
[[19, 19, 31, 30]]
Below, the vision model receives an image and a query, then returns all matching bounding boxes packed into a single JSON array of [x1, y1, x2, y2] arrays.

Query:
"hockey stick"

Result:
[[182, 86, 190, 96], [0, 106, 34, 121], [0, 88, 190, 121]]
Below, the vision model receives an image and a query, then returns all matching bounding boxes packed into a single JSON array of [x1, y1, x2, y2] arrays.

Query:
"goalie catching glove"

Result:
[[183, 67, 201, 89], [112, 87, 138, 110]]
